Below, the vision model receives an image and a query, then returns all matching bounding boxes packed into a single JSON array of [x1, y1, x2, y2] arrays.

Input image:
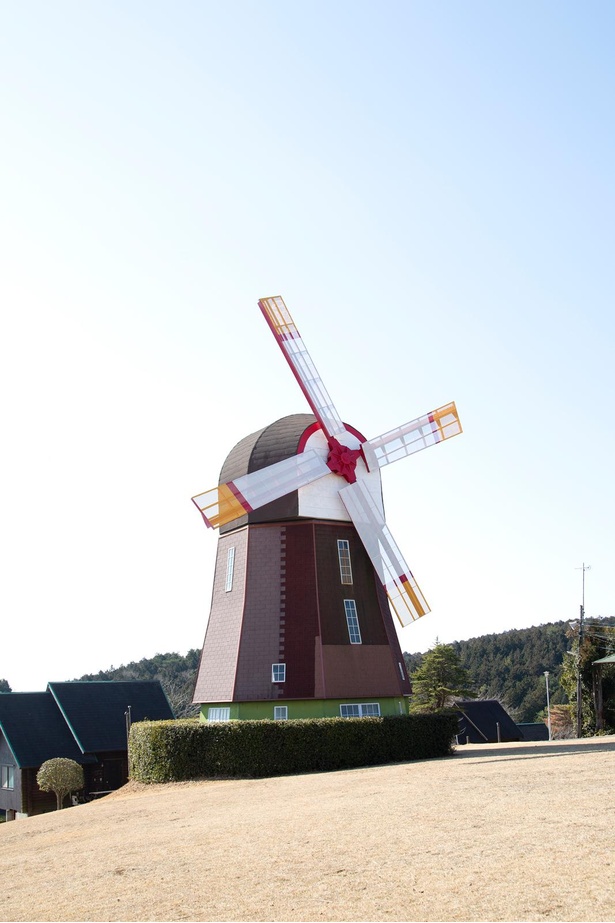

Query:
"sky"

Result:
[[1, 1, 614, 692]]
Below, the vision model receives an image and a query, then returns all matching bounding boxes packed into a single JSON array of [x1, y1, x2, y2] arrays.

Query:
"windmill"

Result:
[[191, 296, 461, 721]]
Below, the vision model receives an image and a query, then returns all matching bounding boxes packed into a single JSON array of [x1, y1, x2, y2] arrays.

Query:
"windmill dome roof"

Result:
[[219, 413, 317, 483], [219, 413, 317, 533]]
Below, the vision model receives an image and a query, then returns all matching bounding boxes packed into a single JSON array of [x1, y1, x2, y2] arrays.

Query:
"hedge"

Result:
[[129, 713, 458, 783]]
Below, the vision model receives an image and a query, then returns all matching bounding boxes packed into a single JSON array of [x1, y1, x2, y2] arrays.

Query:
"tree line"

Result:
[[2, 618, 613, 730], [75, 650, 201, 717], [404, 617, 615, 728]]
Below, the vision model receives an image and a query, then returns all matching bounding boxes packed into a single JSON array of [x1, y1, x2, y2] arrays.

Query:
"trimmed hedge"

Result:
[[129, 713, 458, 783]]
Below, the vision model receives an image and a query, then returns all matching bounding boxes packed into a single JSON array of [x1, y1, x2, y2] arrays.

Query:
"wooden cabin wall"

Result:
[[21, 768, 58, 815]]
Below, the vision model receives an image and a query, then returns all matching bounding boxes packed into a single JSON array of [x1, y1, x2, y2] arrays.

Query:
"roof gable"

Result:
[[0, 692, 95, 768], [48, 681, 174, 753], [455, 699, 521, 743]]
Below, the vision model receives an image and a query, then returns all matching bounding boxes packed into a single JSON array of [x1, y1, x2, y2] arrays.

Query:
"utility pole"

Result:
[[125, 705, 132, 748], [544, 671, 552, 741], [575, 563, 590, 737]]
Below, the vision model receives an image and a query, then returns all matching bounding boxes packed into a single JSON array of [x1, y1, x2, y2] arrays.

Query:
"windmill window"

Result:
[[337, 539, 353, 584], [225, 546, 236, 592], [1, 765, 15, 789], [272, 663, 286, 683], [208, 707, 230, 722], [274, 706, 288, 720], [344, 599, 362, 644], [340, 703, 381, 718], [398, 661, 406, 680]]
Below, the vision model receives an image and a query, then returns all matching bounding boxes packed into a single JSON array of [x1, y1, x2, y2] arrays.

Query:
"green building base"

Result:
[[199, 696, 410, 722]]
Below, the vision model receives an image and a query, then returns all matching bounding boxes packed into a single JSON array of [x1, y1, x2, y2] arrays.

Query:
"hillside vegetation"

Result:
[[76, 650, 201, 717], [404, 620, 571, 722], [63, 618, 613, 727]]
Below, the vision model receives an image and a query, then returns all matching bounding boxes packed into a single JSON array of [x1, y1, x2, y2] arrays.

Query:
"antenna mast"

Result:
[[575, 563, 591, 737]]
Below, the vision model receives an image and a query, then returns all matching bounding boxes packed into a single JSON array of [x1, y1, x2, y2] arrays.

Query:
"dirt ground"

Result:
[[1, 736, 614, 923]]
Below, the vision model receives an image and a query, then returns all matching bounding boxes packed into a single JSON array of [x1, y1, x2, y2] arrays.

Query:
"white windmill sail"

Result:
[[192, 449, 330, 529], [362, 403, 462, 471], [339, 480, 429, 627], [259, 296, 349, 442]]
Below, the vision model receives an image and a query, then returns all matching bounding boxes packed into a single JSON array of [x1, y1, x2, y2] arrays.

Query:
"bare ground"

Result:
[[2, 737, 614, 923]]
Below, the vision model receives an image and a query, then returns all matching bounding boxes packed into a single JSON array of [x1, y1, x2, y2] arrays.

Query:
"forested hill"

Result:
[[70, 622, 572, 724], [75, 650, 201, 717], [404, 620, 570, 722]]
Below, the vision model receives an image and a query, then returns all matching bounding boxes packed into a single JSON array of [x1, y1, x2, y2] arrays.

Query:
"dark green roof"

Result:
[[0, 692, 95, 768], [48, 681, 174, 753], [455, 699, 522, 743], [0, 682, 174, 767]]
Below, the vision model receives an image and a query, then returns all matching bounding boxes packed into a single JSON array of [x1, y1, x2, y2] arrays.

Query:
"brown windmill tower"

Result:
[[192, 297, 461, 721]]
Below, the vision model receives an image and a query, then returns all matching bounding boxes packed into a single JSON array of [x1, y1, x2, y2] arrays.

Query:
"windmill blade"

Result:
[[192, 449, 330, 529], [259, 296, 348, 442], [339, 480, 429, 627], [362, 402, 461, 471]]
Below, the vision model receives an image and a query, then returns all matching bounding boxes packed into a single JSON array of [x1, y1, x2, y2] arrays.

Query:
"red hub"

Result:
[[326, 437, 362, 484]]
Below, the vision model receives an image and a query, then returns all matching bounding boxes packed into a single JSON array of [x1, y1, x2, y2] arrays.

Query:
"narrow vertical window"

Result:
[[272, 663, 286, 683], [225, 546, 235, 592], [337, 539, 353, 584], [344, 599, 362, 644], [274, 706, 288, 720], [1, 765, 15, 790], [398, 661, 406, 680]]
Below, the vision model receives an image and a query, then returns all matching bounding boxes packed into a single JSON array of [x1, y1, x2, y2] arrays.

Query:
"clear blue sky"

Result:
[[1, 1, 613, 691]]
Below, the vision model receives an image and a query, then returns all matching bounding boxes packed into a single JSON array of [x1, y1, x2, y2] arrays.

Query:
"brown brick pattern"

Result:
[[195, 518, 411, 706], [233, 525, 284, 701], [192, 530, 248, 703]]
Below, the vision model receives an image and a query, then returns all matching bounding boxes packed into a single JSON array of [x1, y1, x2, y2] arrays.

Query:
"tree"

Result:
[[37, 758, 84, 810], [409, 641, 475, 712], [75, 649, 200, 717], [560, 618, 615, 735], [405, 620, 571, 722], [548, 704, 575, 739], [0, 679, 11, 693]]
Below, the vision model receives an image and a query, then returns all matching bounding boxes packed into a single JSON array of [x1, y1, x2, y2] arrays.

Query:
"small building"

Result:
[[517, 722, 550, 742], [454, 699, 522, 744], [0, 681, 173, 819]]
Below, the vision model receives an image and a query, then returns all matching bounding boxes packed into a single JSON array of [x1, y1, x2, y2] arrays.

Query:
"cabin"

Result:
[[0, 681, 173, 819], [454, 698, 522, 744]]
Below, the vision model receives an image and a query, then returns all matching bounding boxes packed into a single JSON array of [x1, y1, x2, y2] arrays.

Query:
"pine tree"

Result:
[[409, 642, 475, 712]]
